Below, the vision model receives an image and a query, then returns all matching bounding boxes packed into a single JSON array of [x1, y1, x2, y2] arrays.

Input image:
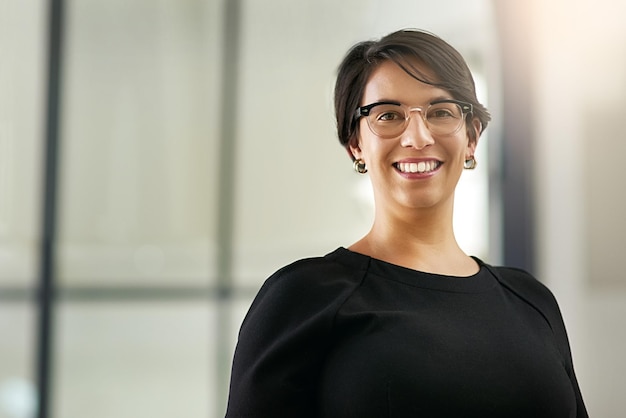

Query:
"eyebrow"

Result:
[[365, 96, 456, 107], [363, 100, 401, 107]]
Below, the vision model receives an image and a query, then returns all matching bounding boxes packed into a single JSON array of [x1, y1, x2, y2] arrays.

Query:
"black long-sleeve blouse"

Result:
[[226, 247, 588, 417]]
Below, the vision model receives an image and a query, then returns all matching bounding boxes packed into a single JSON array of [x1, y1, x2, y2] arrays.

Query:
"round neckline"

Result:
[[328, 247, 497, 294]]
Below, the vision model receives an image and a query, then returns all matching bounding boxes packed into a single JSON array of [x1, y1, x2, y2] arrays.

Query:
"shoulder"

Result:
[[242, 249, 367, 330], [228, 250, 366, 415], [485, 264, 561, 320], [482, 262, 574, 363], [258, 250, 365, 303], [491, 265, 558, 306], [481, 264, 589, 417]]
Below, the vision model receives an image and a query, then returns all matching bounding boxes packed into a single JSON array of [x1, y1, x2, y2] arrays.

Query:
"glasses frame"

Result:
[[355, 99, 473, 138]]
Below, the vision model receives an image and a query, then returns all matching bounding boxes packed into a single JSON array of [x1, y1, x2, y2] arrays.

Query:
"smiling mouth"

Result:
[[394, 161, 441, 174]]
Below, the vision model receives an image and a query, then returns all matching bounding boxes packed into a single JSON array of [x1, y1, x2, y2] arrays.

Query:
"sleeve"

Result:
[[489, 265, 589, 418], [225, 258, 360, 417]]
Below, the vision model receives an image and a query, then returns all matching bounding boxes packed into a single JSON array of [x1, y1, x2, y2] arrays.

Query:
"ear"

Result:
[[466, 117, 481, 157], [348, 139, 363, 162]]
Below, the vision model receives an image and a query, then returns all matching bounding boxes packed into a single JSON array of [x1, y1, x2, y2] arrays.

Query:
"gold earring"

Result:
[[353, 159, 367, 174], [464, 156, 477, 170]]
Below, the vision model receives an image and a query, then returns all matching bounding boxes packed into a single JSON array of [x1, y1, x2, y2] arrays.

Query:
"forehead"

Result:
[[362, 60, 451, 105]]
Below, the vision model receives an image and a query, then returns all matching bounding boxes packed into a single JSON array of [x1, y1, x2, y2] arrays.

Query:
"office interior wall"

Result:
[[527, 0, 626, 416]]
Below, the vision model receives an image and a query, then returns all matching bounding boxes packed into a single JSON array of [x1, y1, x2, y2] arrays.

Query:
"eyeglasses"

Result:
[[355, 99, 473, 138]]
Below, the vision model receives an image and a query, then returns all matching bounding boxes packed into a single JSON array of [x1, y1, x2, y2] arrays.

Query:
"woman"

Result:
[[226, 29, 587, 417]]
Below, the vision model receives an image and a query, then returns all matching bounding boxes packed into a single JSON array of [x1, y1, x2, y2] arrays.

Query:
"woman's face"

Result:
[[350, 60, 480, 216]]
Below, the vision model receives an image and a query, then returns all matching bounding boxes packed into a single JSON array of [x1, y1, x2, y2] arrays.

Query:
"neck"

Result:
[[349, 201, 477, 276]]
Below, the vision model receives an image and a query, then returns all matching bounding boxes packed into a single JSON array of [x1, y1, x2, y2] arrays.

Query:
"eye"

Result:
[[371, 104, 405, 123], [377, 111, 403, 121], [431, 109, 454, 118], [427, 103, 462, 120]]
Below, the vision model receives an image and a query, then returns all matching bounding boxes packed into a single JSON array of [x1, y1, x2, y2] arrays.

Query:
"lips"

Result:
[[394, 160, 441, 174]]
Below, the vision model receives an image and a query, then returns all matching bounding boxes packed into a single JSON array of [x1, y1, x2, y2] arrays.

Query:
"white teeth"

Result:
[[397, 161, 439, 173]]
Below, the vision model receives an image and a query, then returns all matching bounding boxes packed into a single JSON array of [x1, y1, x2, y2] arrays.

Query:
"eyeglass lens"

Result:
[[366, 102, 465, 138]]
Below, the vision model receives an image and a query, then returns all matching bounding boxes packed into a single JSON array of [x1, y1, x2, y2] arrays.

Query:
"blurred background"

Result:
[[1, 0, 625, 417]]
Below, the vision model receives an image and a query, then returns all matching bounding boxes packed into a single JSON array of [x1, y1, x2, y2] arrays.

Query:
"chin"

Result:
[[400, 190, 453, 211]]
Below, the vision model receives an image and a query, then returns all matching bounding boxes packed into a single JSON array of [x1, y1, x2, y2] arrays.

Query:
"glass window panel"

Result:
[[214, 297, 255, 414], [231, 1, 374, 285], [53, 302, 213, 418], [0, 304, 37, 418], [57, 0, 222, 285], [0, 0, 46, 285]]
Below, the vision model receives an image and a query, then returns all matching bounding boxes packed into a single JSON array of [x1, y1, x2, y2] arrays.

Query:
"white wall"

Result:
[[530, 1, 626, 416]]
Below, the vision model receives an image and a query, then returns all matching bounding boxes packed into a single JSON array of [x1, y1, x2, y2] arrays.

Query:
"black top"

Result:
[[226, 248, 588, 417]]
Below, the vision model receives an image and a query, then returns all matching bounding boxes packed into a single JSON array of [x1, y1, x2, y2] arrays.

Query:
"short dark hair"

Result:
[[334, 29, 491, 152]]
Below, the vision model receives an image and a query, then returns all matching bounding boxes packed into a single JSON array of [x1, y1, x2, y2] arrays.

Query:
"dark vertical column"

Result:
[[216, 0, 242, 414], [493, 1, 536, 273], [37, 0, 64, 417]]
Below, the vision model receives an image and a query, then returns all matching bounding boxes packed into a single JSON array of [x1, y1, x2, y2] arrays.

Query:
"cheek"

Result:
[[457, 135, 474, 156], [364, 142, 394, 167], [356, 133, 379, 158]]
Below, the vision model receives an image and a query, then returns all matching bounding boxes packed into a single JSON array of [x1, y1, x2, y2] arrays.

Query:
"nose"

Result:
[[400, 110, 435, 149]]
